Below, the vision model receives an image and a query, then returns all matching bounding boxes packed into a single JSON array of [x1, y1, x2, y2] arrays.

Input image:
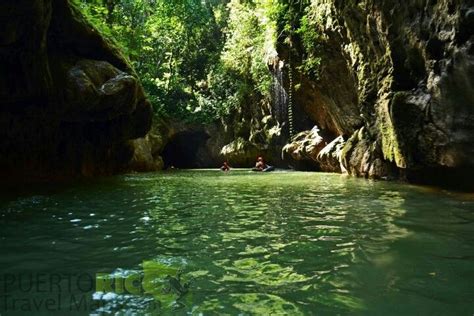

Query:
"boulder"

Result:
[[317, 136, 346, 173], [282, 126, 327, 170]]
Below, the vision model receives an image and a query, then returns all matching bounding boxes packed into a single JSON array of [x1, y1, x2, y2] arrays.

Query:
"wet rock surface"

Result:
[[282, 0, 474, 188], [282, 126, 326, 170], [317, 136, 346, 173], [214, 90, 287, 166]]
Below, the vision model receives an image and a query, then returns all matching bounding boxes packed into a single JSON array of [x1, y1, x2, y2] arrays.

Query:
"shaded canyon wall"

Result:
[[0, 0, 153, 180], [283, 0, 474, 188]]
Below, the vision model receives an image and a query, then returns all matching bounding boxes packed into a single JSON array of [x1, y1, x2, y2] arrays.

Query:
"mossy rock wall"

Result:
[[284, 0, 474, 187]]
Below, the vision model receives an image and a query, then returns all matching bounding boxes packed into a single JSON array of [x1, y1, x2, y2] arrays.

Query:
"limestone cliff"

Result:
[[283, 0, 474, 188], [0, 0, 153, 180], [159, 100, 284, 169]]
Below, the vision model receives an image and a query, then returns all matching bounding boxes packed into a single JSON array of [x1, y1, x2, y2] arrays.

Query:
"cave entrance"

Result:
[[162, 130, 211, 169]]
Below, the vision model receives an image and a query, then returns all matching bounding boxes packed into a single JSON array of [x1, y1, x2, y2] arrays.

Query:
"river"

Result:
[[1, 170, 473, 315]]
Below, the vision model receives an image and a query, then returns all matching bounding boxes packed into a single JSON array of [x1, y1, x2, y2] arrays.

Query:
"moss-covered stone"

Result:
[[280, 0, 474, 187], [379, 94, 407, 168]]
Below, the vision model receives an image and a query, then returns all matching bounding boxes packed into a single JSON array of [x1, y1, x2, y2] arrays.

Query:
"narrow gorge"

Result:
[[1, 0, 473, 191], [2, 1, 474, 314]]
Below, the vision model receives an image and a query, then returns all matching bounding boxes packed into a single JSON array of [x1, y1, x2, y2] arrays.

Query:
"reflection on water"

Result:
[[0, 170, 473, 314]]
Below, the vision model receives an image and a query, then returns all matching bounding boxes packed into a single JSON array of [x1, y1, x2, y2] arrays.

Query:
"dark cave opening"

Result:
[[161, 130, 211, 169]]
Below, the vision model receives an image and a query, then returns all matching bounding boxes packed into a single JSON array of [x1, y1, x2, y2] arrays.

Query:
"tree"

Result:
[[76, 0, 322, 122]]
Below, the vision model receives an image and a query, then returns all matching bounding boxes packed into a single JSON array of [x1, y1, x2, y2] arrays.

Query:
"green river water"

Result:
[[0, 170, 473, 315]]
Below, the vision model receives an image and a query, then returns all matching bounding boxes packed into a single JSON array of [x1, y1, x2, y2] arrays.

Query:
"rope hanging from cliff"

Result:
[[288, 53, 295, 139]]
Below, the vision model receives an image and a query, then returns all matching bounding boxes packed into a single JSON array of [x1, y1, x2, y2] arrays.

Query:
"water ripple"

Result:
[[0, 170, 473, 314]]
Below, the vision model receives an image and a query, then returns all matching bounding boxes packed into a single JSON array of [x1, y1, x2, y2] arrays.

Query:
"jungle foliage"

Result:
[[76, 0, 322, 122]]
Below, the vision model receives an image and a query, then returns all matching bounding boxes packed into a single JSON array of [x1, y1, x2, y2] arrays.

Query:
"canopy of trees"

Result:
[[77, 0, 322, 123]]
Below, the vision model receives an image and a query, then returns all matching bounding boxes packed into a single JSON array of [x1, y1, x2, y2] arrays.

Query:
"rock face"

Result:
[[159, 99, 285, 169], [218, 107, 284, 167], [129, 119, 168, 172], [160, 120, 216, 169], [0, 0, 152, 180], [282, 127, 347, 173], [317, 136, 346, 173], [284, 0, 474, 188], [282, 126, 326, 170]]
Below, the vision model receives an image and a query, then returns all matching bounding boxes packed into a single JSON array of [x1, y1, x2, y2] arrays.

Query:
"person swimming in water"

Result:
[[253, 156, 275, 172], [254, 156, 267, 171], [220, 161, 230, 172]]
